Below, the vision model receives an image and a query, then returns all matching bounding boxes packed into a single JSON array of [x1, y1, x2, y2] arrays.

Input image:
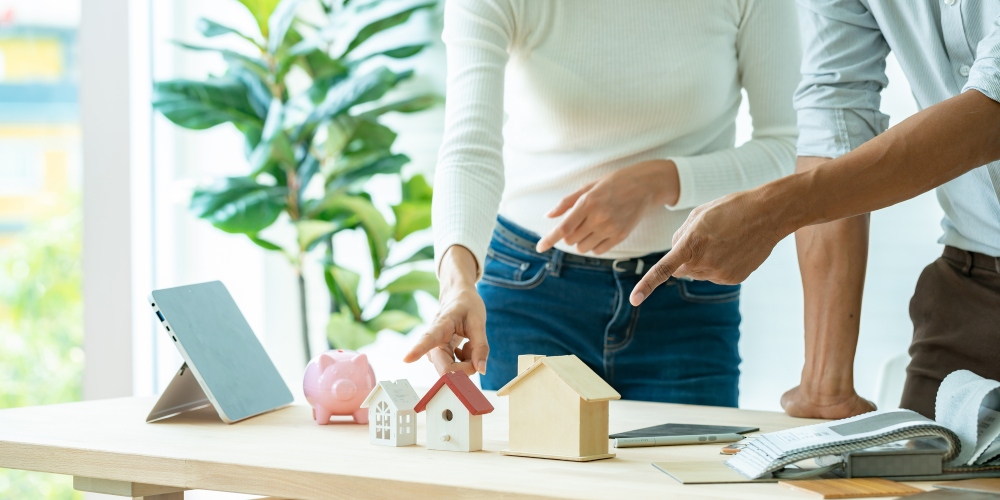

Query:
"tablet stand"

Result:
[[146, 363, 213, 423]]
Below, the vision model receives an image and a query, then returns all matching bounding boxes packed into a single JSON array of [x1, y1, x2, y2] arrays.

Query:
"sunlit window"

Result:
[[0, 0, 82, 498]]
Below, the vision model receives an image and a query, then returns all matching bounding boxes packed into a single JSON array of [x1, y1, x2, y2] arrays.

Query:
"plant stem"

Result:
[[327, 236, 339, 316], [297, 264, 312, 363]]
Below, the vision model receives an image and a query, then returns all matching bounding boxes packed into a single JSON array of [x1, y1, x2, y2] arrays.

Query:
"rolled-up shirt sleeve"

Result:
[[794, 0, 891, 159], [964, 15, 1000, 102]]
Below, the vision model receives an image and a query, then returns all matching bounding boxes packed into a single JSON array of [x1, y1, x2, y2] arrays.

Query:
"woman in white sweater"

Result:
[[404, 0, 799, 405]]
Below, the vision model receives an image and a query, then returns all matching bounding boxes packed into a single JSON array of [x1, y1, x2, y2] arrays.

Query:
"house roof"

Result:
[[413, 371, 494, 415], [360, 379, 420, 410], [496, 355, 621, 402]]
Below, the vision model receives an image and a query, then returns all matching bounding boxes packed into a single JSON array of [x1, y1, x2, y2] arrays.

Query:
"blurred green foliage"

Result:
[[0, 210, 84, 500], [153, 0, 442, 359]]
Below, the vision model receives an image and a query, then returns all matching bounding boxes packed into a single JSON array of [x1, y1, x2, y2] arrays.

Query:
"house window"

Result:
[[375, 401, 390, 440], [442, 409, 453, 421]]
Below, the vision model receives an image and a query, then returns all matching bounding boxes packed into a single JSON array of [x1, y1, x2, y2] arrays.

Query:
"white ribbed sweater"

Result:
[[432, 0, 800, 274]]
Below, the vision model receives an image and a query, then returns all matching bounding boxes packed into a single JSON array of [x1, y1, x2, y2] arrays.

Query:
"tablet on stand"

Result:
[[146, 281, 293, 423]]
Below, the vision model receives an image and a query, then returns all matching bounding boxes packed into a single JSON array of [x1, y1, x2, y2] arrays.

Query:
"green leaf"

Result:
[[343, 2, 436, 56], [379, 270, 439, 298], [196, 18, 260, 46], [301, 49, 349, 83], [378, 43, 429, 59], [267, 0, 305, 54], [327, 310, 377, 350], [351, 43, 429, 65], [235, 0, 282, 38], [248, 100, 296, 172], [362, 93, 442, 117], [248, 234, 284, 251], [296, 220, 338, 251], [328, 153, 409, 191], [324, 264, 362, 319], [173, 42, 271, 79], [396, 245, 434, 265], [298, 67, 412, 139], [248, 133, 295, 174], [384, 292, 419, 316], [314, 195, 391, 272], [391, 201, 430, 241], [346, 118, 396, 153], [366, 310, 421, 334], [153, 78, 262, 130], [323, 115, 358, 160], [401, 174, 432, 202], [190, 177, 288, 234], [230, 65, 271, 121], [297, 154, 320, 197]]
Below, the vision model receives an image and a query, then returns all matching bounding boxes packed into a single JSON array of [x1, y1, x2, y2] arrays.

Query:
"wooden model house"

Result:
[[497, 354, 621, 461], [413, 372, 494, 452], [360, 379, 419, 447]]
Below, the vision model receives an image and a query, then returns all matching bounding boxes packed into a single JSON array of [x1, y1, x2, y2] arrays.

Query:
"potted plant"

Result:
[[152, 0, 441, 361]]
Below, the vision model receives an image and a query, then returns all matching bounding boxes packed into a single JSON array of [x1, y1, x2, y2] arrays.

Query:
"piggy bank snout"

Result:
[[332, 379, 358, 401]]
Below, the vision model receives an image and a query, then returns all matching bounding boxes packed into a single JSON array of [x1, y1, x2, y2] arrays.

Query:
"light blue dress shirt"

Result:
[[795, 0, 1000, 257]]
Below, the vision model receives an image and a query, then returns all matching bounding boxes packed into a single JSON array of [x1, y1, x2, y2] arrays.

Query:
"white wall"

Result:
[[738, 54, 938, 411]]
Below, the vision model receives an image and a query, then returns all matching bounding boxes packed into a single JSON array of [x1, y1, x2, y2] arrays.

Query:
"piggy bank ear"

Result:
[[351, 353, 368, 368], [319, 354, 336, 371]]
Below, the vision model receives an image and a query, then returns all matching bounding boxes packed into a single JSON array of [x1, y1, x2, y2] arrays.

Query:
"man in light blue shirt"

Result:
[[629, 1, 1000, 419]]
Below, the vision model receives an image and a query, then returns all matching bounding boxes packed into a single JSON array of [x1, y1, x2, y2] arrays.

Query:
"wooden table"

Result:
[[0, 394, 933, 499]]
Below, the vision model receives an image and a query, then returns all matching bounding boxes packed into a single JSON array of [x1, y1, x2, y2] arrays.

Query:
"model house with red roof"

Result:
[[414, 371, 494, 452]]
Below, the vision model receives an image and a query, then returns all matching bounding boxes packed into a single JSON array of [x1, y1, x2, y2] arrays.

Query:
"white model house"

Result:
[[360, 379, 419, 447], [414, 372, 494, 452]]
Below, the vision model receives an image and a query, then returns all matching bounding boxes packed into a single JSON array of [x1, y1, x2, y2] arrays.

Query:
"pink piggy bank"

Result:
[[303, 349, 376, 424]]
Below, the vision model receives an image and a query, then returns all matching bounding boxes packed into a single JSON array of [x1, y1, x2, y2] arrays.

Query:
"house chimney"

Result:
[[517, 354, 545, 374]]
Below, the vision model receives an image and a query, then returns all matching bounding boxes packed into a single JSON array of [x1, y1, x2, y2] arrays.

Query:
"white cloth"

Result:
[[431, 0, 800, 275], [936, 369, 1000, 466]]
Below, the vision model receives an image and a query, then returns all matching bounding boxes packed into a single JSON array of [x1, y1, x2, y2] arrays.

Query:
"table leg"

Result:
[[73, 476, 186, 499]]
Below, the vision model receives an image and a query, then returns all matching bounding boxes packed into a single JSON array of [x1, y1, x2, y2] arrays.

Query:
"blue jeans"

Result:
[[478, 216, 742, 407]]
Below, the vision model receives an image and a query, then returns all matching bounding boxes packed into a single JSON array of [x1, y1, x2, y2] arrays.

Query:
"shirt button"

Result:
[[959, 65, 971, 77]]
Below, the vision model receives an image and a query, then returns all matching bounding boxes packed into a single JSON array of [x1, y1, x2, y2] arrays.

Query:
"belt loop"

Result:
[[961, 249, 973, 276], [994, 256, 1000, 274], [546, 249, 563, 278], [612, 258, 627, 273]]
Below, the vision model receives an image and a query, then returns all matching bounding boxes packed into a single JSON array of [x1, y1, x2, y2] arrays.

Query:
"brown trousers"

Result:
[[901, 246, 1000, 419]]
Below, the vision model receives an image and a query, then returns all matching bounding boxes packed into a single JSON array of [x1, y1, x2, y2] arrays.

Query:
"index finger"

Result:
[[428, 346, 477, 376], [629, 244, 691, 306], [403, 317, 455, 363], [536, 209, 587, 253]]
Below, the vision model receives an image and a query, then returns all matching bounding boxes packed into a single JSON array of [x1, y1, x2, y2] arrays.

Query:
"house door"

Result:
[[375, 401, 391, 440]]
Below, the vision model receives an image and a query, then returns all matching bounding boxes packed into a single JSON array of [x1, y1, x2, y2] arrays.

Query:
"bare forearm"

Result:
[[771, 90, 1000, 234], [794, 158, 869, 397]]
